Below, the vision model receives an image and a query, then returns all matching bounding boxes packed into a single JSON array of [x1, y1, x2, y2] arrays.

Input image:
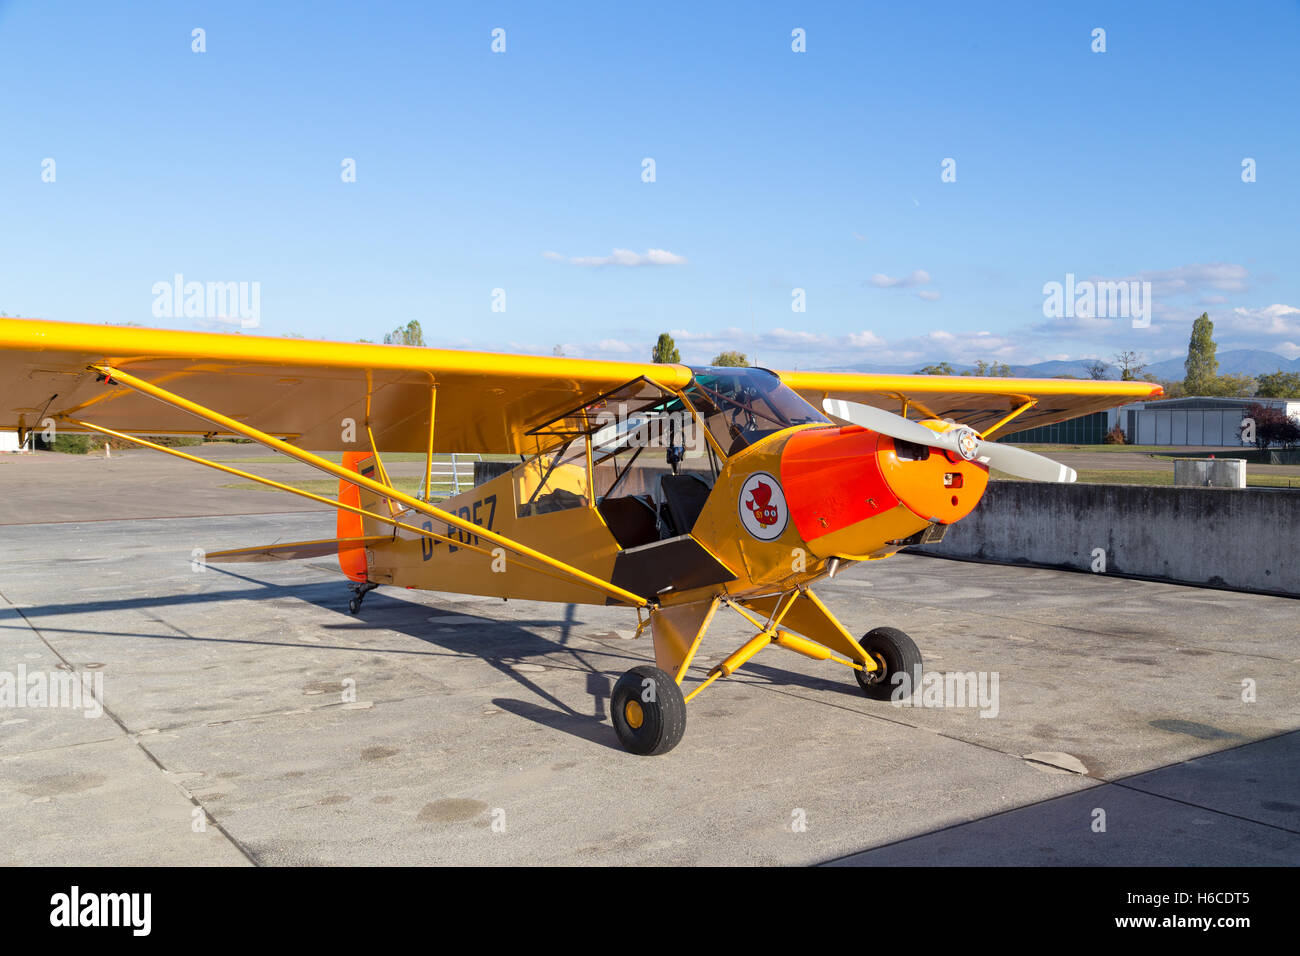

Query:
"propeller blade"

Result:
[[821, 397, 1077, 483], [975, 442, 1077, 483], [822, 398, 939, 446]]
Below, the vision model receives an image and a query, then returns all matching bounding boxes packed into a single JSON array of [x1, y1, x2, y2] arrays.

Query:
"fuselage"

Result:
[[339, 367, 991, 606]]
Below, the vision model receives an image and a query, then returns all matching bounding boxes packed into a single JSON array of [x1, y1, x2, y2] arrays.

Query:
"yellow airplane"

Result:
[[0, 318, 1161, 754]]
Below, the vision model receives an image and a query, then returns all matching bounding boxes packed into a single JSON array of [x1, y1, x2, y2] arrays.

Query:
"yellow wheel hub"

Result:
[[624, 699, 645, 729]]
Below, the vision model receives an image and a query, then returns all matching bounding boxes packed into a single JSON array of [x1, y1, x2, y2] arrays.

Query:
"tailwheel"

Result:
[[347, 581, 378, 615], [610, 665, 687, 756], [855, 626, 922, 701]]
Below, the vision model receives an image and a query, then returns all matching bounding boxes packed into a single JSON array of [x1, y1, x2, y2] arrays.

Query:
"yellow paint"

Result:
[[741, 589, 875, 669], [0, 317, 693, 454], [624, 699, 644, 729], [980, 399, 1037, 439], [783, 368, 1163, 435], [690, 427, 824, 592], [649, 598, 721, 681]]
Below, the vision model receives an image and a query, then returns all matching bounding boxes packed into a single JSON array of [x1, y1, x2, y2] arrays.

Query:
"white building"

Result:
[[1112, 396, 1300, 447]]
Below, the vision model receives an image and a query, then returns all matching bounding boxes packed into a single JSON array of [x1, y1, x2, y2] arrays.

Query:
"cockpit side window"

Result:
[[684, 367, 829, 456]]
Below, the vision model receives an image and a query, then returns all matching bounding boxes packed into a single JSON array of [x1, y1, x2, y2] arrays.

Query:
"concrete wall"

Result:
[[914, 481, 1300, 597]]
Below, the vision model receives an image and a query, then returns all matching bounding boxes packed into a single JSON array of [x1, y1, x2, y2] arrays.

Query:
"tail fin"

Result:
[[338, 452, 396, 582]]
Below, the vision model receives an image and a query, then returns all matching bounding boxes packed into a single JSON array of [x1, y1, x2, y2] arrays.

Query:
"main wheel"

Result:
[[855, 626, 923, 701], [610, 665, 687, 756]]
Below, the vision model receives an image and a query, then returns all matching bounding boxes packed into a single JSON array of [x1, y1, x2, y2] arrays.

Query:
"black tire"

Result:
[[610, 665, 687, 756], [855, 627, 923, 701], [348, 597, 361, 615]]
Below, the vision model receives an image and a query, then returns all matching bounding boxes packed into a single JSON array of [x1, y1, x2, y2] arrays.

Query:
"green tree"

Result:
[[918, 362, 955, 375], [1183, 313, 1219, 394], [710, 350, 749, 367], [1083, 360, 1109, 380], [652, 332, 680, 364], [384, 320, 425, 347], [1203, 373, 1257, 398], [961, 360, 1013, 377], [1256, 371, 1300, 398]]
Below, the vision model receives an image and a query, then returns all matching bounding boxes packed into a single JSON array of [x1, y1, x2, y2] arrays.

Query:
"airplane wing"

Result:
[[0, 318, 694, 454], [777, 369, 1164, 436]]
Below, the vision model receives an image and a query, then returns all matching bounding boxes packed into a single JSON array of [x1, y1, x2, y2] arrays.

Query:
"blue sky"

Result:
[[2, 0, 1297, 370]]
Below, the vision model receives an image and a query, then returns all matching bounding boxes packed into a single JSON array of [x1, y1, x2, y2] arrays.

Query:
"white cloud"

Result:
[[916, 290, 941, 301], [848, 330, 884, 347], [550, 247, 688, 267], [1083, 262, 1251, 298], [867, 269, 931, 288], [767, 327, 825, 345], [1228, 303, 1300, 336], [668, 326, 745, 342], [1137, 262, 1250, 295]]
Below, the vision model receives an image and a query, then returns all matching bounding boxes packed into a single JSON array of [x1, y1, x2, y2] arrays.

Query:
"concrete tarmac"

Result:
[[1, 448, 1297, 865]]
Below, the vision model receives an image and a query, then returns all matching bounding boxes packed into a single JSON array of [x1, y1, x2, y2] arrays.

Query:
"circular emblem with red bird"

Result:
[[738, 472, 789, 541]]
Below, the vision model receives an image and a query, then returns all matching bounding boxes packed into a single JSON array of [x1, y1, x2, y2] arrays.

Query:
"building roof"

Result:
[[1129, 396, 1296, 410]]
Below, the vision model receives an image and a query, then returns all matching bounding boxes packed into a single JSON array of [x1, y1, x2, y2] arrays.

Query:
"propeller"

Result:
[[822, 398, 1077, 483]]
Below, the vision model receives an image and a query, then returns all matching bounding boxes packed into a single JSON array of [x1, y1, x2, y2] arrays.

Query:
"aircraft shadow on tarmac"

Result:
[[6, 563, 872, 752], [311, 577, 870, 751], [822, 728, 1300, 866]]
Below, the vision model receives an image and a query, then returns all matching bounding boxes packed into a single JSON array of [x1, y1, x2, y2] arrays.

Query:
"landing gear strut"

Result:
[[348, 581, 378, 615]]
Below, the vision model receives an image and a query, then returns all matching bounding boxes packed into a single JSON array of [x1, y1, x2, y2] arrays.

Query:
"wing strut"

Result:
[[63, 418, 605, 597], [78, 365, 650, 608]]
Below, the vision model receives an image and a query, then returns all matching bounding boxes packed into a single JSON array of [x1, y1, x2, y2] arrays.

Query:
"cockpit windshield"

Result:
[[684, 367, 829, 456]]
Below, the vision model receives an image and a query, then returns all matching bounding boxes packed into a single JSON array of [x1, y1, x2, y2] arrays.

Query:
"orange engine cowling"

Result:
[[780, 425, 989, 559], [337, 451, 371, 582]]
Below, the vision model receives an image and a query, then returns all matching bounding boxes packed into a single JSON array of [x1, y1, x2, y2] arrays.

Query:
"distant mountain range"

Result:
[[826, 349, 1300, 380]]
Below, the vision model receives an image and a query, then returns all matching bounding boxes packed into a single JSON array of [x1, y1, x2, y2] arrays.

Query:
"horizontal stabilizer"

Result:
[[205, 536, 389, 564]]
